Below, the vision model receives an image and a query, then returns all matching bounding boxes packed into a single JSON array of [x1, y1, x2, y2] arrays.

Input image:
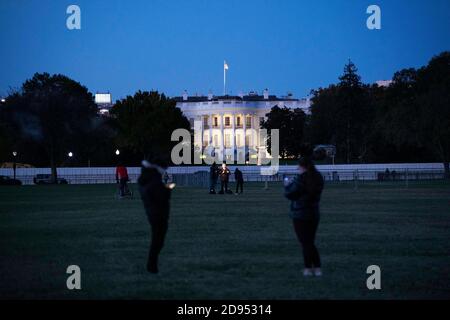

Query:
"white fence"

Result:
[[0, 163, 445, 185]]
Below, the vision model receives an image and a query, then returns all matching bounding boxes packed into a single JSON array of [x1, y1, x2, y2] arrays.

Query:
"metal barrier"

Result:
[[0, 164, 446, 186]]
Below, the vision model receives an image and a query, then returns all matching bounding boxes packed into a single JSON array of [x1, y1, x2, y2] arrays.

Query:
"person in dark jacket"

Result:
[[218, 163, 231, 194], [234, 168, 244, 194], [209, 163, 219, 194], [138, 160, 172, 274], [284, 156, 324, 277]]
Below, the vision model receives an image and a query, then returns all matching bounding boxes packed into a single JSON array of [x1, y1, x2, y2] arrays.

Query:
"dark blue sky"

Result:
[[1, 0, 449, 101]]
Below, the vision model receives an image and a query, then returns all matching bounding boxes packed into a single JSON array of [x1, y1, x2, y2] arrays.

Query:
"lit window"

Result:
[[246, 116, 252, 127], [225, 134, 231, 147], [245, 134, 251, 146]]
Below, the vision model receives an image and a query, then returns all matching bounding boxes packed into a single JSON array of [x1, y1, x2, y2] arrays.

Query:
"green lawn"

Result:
[[0, 181, 449, 299]]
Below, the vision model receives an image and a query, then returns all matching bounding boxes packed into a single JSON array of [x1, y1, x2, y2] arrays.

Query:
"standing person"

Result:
[[218, 163, 231, 194], [115, 163, 129, 197], [209, 163, 219, 194], [138, 160, 172, 274], [284, 157, 324, 277], [163, 171, 170, 184], [234, 168, 244, 194]]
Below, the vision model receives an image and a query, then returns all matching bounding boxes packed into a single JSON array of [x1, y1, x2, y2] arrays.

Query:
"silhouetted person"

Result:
[[391, 170, 397, 181], [209, 163, 219, 194], [234, 168, 244, 194], [115, 163, 129, 197], [163, 171, 170, 184], [284, 156, 324, 277], [138, 160, 172, 274], [218, 163, 231, 194], [385, 168, 391, 181]]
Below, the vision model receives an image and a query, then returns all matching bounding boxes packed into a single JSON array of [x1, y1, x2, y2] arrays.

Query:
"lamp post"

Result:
[[68, 152, 73, 167], [12, 151, 17, 180]]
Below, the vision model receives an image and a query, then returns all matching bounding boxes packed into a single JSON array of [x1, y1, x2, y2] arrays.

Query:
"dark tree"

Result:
[[3, 73, 97, 182], [309, 60, 374, 163], [261, 105, 306, 159], [378, 52, 450, 177], [111, 91, 190, 163]]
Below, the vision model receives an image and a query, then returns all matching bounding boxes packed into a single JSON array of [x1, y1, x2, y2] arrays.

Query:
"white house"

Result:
[[174, 89, 310, 162]]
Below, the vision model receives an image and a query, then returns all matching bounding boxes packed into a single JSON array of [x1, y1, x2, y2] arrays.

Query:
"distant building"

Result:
[[376, 80, 393, 87], [95, 93, 113, 115], [174, 89, 310, 162]]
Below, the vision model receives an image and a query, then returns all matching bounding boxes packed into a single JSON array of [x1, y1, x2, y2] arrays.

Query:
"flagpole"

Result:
[[223, 61, 226, 95]]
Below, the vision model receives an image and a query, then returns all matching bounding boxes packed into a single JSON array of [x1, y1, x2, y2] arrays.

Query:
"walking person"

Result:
[[284, 156, 324, 277], [218, 163, 231, 194], [138, 160, 172, 274], [234, 168, 244, 194]]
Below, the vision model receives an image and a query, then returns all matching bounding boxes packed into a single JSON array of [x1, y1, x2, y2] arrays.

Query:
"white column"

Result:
[[209, 113, 213, 145], [231, 113, 236, 150], [243, 113, 247, 148], [250, 115, 254, 148], [200, 116, 204, 149], [220, 113, 224, 161]]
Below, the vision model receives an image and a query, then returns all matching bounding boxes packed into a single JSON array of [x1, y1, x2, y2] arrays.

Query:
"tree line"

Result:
[[262, 51, 450, 177], [0, 51, 449, 180], [0, 74, 189, 181]]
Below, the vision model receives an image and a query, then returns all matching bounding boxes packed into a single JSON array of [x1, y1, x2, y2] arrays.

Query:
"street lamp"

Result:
[[68, 152, 73, 158], [1, 98, 6, 103], [12, 151, 17, 180], [115, 149, 120, 156]]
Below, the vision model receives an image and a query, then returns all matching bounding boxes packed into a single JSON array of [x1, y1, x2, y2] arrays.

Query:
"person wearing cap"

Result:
[[138, 160, 172, 274], [284, 156, 324, 277]]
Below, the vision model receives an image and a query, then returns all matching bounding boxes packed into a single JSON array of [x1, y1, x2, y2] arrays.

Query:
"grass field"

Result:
[[1, 181, 449, 299]]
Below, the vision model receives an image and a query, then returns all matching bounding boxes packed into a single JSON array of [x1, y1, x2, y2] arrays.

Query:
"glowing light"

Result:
[[12, 151, 17, 157], [115, 149, 120, 156], [68, 152, 73, 157], [95, 93, 112, 104]]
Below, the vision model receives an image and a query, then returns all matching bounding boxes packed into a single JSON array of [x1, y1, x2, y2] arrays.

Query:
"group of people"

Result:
[[209, 163, 244, 195], [135, 157, 324, 278]]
